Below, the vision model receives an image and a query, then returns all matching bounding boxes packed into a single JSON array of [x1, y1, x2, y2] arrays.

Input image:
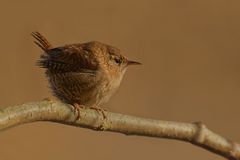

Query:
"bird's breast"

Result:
[[96, 70, 126, 105]]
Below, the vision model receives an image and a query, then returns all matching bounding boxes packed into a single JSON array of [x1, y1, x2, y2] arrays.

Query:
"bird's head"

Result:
[[86, 41, 141, 77], [106, 45, 141, 75]]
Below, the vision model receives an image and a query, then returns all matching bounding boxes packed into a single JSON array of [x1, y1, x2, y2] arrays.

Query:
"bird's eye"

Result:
[[114, 58, 122, 65]]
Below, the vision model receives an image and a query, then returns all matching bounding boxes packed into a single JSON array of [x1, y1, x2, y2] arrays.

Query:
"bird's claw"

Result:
[[90, 106, 107, 119], [72, 103, 85, 121]]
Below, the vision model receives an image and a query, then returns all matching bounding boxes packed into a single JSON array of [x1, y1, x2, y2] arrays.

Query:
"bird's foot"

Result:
[[90, 106, 107, 119], [72, 103, 85, 121]]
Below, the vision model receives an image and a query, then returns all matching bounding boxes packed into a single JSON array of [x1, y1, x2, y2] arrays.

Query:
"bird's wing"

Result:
[[38, 44, 99, 74], [48, 71, 99, 90]]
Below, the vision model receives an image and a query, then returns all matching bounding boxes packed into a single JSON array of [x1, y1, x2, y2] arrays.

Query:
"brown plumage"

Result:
[[32, 31, 141, 111]]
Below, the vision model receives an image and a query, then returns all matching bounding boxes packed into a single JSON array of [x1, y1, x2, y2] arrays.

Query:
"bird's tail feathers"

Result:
[[31, 31, 53, 51]]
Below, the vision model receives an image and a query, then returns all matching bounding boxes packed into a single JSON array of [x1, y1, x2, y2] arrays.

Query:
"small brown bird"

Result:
[[32, 32, 141, 117]]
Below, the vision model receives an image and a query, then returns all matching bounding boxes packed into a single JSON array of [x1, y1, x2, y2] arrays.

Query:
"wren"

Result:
[[32, 31, 141, 118]]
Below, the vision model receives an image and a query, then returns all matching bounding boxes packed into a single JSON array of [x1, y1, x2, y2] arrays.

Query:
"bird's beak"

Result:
[[127, 60, 142, 66]]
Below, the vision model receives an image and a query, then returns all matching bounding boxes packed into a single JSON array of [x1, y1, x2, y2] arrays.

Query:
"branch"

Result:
[[0, 100, 239, 160]]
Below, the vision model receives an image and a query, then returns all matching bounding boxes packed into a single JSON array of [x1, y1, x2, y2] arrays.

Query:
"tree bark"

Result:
[[0, 100, 239, 160]]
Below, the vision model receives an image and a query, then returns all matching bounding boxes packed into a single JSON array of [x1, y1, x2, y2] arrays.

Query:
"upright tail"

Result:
[[31, 31, 53, 51]]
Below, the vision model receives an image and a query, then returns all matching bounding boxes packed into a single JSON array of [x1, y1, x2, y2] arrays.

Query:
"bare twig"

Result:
[[0, 100, 239, 160]]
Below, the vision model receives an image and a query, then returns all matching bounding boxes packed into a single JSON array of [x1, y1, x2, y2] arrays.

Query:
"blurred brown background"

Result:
[[0, 0, 239, 160]]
